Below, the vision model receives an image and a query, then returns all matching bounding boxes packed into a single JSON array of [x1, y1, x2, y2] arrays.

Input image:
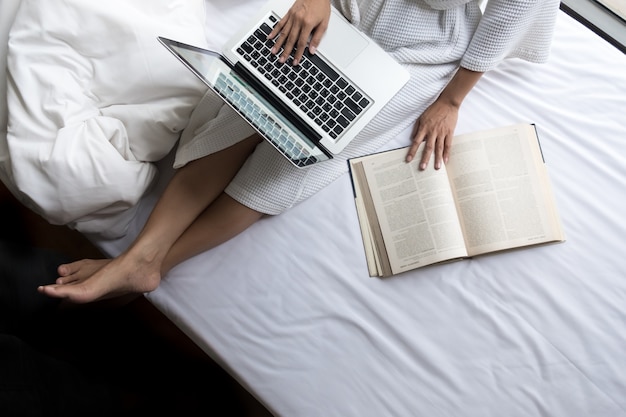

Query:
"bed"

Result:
[[2, 1, 626, 416]]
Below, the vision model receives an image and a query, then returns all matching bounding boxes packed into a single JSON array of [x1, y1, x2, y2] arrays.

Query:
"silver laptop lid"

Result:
[[158, 37, 331, 168]]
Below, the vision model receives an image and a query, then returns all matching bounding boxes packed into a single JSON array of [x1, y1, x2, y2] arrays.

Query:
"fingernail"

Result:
[[420, 163, 426, 170], [309, 46, 316, 54]]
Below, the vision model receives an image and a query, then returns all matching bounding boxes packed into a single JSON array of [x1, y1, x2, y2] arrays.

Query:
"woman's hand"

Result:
[[406, 67, 484, 170], [268, 0, 331, 65], [406, 99, 459, 170]]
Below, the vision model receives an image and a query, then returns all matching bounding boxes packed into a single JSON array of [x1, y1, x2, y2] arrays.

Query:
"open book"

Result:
[[349, 123, 565, 277]]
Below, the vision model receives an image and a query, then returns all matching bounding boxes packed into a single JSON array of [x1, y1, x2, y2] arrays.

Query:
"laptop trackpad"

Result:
[[317, 10, 368, 69]]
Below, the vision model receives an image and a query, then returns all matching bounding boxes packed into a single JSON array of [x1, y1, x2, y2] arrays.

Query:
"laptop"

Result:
[[159, 0, 410, 168]]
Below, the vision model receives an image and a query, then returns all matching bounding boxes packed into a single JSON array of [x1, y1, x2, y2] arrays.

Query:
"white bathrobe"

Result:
[[176, 0, 560, 215], [1, 0, 560, 236]]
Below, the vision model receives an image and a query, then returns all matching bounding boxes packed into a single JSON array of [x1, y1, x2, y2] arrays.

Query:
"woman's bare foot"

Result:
[[38, 247, 164, 304]]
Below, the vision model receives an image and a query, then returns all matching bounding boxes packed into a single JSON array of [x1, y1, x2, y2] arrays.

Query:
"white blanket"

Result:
[[0, 0, 20, 150], [1, 0, 208, 237]]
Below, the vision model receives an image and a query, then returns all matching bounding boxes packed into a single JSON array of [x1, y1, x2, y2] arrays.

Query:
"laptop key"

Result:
[[344, 97, 361, 115]]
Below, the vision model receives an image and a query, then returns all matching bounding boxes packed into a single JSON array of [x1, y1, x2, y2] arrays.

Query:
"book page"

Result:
[[351, 161, 385, 276], [446, 124, 564, 256], [360, 147, 468, 275]]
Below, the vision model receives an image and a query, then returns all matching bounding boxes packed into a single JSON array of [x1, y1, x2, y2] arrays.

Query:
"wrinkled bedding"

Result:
[[3, 3, 626, 417], [1, 0, 208, 237]]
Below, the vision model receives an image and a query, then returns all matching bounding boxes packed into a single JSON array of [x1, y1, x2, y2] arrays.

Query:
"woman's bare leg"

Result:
[[38, 135, 263, 303], [160, 192, 264, 274]]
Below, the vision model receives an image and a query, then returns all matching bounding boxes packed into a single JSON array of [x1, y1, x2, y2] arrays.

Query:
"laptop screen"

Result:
[[159, 37, 331, 167]]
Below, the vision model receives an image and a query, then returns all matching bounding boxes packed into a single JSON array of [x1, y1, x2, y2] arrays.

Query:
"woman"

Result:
[[38, 0, 560, 303]]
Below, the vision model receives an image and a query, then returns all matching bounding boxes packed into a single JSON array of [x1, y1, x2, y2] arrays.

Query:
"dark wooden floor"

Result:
[[0, 182, 273, 417]]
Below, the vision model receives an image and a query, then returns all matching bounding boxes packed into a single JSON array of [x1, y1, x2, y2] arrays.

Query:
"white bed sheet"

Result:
[[3, 3, 626, 416], [91, 10, 626, 417]]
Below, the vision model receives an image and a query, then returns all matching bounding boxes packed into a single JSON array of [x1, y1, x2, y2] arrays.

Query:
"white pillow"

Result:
[[2, 0, 208, 238]]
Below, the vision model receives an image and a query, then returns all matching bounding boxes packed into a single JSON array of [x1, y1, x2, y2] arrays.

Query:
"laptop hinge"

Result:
[[229, 61, 332, 158]]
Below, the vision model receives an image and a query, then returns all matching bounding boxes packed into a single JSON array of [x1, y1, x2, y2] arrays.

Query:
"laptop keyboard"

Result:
[[236, 15, 371, 141], [214, 73, 321, 167]]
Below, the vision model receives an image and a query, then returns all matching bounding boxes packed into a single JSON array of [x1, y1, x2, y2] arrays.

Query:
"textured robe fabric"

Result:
[[175, 0, 560, 215]]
